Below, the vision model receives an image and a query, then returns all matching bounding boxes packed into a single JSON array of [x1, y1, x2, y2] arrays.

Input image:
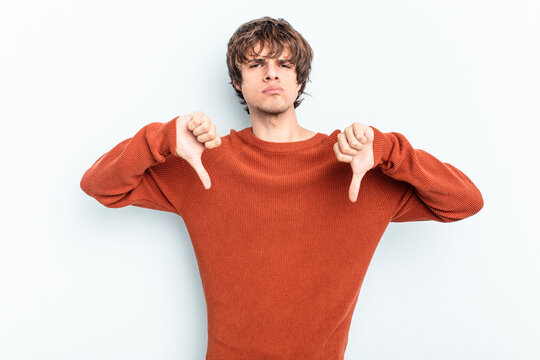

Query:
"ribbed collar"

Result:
[[235, 127, 329, 153]]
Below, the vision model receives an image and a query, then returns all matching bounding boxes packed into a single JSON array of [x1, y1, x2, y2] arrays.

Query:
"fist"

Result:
[[333, 122, 375, 202], [175, 111, 222, 190]]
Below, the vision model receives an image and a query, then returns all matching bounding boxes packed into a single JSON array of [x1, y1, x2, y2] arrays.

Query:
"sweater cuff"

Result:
[[370, 125, 392, 170], [154, 116, 179, 161]]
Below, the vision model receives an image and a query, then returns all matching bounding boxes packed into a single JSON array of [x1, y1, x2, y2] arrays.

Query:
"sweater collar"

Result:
[[235, 127, 328, 153]]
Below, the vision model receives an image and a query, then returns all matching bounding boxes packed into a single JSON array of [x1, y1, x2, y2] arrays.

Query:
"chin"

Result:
[[254, 99, 292, 113], [256, 104, 291, 115]]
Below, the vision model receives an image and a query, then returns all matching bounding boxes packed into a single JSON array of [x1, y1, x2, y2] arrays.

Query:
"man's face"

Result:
[[233, 44, 301, 116]]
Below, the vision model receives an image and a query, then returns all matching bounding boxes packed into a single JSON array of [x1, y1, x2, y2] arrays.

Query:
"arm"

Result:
[[370, 126, 484, 222], [80, 116, 193, 214]]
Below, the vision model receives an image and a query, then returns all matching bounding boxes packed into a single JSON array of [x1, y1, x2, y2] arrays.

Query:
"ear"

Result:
[[233, 80, 242, 92]]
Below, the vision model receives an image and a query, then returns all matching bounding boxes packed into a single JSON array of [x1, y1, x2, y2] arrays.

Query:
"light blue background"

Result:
[[1, 0, 538, 359]]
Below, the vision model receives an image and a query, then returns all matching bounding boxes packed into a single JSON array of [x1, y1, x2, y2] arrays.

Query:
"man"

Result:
[[81, 16, 483, 360]]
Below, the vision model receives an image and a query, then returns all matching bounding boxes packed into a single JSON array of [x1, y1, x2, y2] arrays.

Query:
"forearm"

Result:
[[80, 117, 179, 210], [370, 126, 484, 221]]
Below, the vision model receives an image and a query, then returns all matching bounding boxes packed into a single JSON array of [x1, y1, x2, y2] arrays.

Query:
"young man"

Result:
[[81, 16, 483, 360]]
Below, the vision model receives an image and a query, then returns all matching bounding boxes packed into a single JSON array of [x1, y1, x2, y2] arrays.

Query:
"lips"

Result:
[[263, 86, 284, 94]]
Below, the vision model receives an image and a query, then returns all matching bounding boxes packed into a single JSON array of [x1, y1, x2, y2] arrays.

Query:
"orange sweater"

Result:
[[80, 116, 483, 359]]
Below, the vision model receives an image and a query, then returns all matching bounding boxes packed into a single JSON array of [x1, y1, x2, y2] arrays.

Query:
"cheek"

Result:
[[242, 85, 257, 99]]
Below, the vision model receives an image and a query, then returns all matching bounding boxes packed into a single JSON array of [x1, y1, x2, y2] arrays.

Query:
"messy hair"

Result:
[[226, 16, 314, 114]]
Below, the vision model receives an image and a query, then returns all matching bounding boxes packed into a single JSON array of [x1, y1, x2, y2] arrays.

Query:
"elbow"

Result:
[[469, 187, 484, 216], [457, 187, 484, 221], [80, 171, 121, 208], [80, 169, 104, 200], [80, 171, 94, 197], [439, 188, 484, 223]]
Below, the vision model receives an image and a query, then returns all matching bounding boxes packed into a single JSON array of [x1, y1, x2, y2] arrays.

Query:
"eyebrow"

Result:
[[248, 58, 291, 64]]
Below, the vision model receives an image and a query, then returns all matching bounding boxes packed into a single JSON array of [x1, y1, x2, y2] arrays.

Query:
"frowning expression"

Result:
[[233, 44, 301, 115]]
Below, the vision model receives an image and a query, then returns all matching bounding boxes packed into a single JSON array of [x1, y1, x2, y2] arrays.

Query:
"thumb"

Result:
[[348, 171, 365, 202], [186, 157, 211, 190]]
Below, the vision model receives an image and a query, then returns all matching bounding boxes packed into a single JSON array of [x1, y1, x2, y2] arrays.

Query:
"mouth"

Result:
[[263, 88, 284, 94]]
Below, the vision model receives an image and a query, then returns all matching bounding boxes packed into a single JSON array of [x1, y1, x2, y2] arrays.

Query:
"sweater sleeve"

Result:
[[369, 126, 484, 223], [80, 116, 193, 215]]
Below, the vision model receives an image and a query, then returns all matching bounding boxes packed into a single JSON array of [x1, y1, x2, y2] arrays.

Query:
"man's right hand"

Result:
[[175, 111, 222, 190]]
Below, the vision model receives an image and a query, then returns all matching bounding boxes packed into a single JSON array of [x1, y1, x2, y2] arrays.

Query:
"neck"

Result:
[[248, 106, 315, 142]]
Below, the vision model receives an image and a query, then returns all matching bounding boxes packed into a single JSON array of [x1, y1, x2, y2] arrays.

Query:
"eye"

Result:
[[248, 63, 291, 68]]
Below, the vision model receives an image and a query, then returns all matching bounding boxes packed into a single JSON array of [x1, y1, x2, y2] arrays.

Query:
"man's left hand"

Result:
[[333, 123, 375, 202]]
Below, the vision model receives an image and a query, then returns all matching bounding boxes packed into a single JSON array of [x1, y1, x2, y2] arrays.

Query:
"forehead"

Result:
[[247, 42, 292, 59]]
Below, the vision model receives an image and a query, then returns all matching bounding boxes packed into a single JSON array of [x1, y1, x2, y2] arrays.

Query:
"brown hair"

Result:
[[226, 16, 314, 114]]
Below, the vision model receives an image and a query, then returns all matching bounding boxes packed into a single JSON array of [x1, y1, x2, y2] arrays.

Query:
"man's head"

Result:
[[226, 17, 314, 115]]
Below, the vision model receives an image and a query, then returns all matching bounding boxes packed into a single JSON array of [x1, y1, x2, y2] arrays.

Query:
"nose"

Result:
[[264, 61, 279, 80]]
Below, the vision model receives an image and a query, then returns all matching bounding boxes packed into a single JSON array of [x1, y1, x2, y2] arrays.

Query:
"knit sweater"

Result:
[[80, 116, 483, 359]]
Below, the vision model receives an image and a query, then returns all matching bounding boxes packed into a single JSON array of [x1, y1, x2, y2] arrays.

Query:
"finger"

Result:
[[205, 135, 222, 149], [352, 123, 368, 143], [365, 126, 374, 142], [193, 115, 211, 136], [188, 111, 203, 131], [333, 142, 354, 162], [196, 122, 216, 143], [344, 126, 364, 151], [337, 132, 358, 156], [349, 172, 363, 202], [186, 156, 212, 189]]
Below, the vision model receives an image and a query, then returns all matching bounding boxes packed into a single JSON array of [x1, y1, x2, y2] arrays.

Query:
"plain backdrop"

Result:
[[1, 0, 539, 359]]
